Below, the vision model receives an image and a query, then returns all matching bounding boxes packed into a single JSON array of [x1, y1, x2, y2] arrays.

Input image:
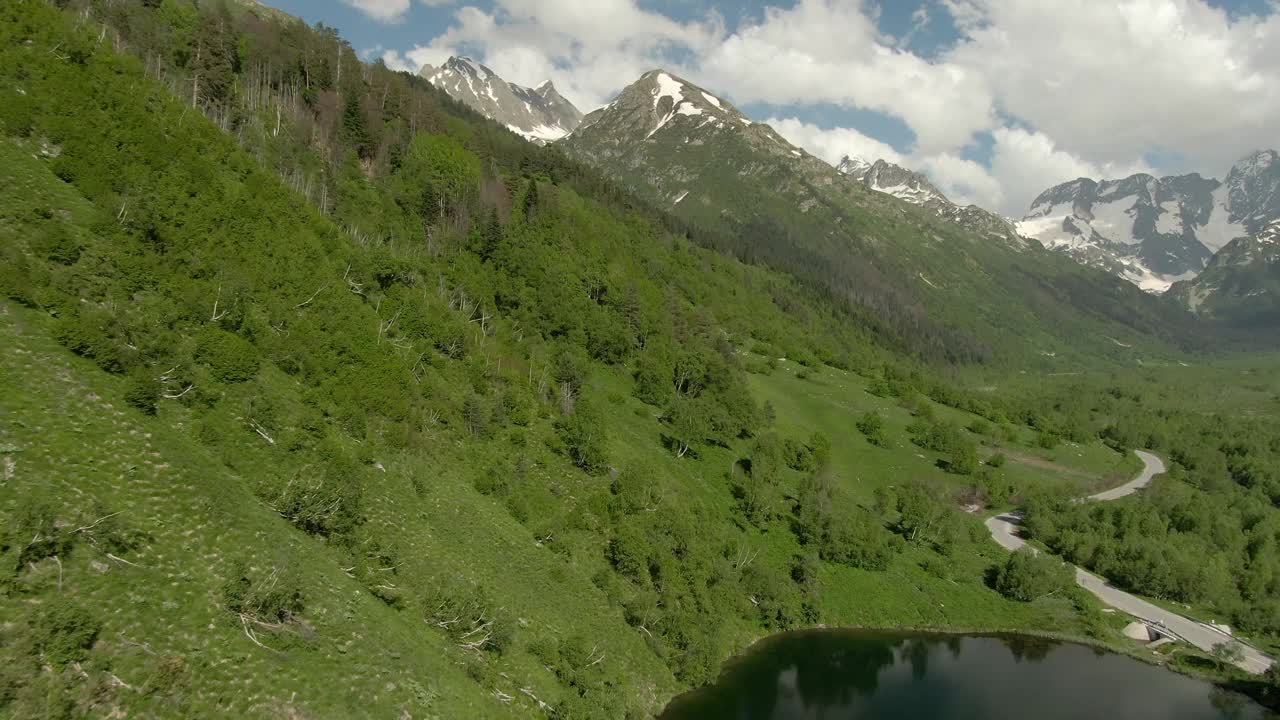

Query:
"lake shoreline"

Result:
[[660, 625, 1269, 712], [663, 623, 1279, 716]]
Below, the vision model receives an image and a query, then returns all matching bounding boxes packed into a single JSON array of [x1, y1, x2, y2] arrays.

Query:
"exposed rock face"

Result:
[[418, 56, 583, 143], [837, 156, 1028, 250], [1167, 218, 1280, 327], [1018, 150, 1279, 292]]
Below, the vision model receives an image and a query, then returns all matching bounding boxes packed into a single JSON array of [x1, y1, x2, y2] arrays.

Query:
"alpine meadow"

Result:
[[3, 1, 1280, 718]]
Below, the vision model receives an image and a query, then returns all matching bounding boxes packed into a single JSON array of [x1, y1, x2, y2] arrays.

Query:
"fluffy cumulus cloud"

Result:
[[384, 0, 1280, 215], [765, 120, 1004, 210], [698, 0, 994, 154], [344, 0, 453, 24], [766, 117, 904, 167], [987, 127, 1152, 215], [944, 0, 1280, 176]]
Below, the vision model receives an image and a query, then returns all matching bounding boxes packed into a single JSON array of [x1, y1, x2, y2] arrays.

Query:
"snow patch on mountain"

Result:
[[419, 57, 583, 145], [1200, 184, 1249, 252], [652, 72, 685, 110], [836, 154, 1028, 250], [1019, 150, 1278, 293], [1090, 200, 1141, 245]]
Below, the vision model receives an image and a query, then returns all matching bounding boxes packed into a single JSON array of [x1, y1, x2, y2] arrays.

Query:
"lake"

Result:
[[660, 630, 1273, 719]]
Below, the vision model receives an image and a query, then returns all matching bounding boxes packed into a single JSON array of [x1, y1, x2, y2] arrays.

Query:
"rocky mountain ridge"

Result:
[[418, 56, 583, 143], [1017, 150, 1279, 292], [837, 155, 1028, 249]]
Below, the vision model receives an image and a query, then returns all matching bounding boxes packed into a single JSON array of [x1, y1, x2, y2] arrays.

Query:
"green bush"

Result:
[[994, 548, 1074, 602], [221, 563, 304, 623], [946, 443, 979, 475], [556, 400, 610, 474], [31, 223, 82, 265], [123, 370, 160, 415], [967, 418, 991, 436], [32, 599, 101, 667], [1035, 431, 1061, 450], [274, 449, 364, 537], [856, 411, 886, 446], [195, 327, 259, 383]]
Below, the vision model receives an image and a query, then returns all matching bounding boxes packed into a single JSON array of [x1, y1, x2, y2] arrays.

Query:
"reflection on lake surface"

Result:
[[660, 631, 1273, 720]]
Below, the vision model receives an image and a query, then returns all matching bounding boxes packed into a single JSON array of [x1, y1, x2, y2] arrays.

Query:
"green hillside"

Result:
[[561, 71, 1223, 366], [1168, 225, 1280, 330], [5, 1, 1280, 717]]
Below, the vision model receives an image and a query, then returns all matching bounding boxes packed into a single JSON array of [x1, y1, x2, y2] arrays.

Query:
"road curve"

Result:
[[986, 450, 1274, 674], [1088, 450, 1165, 501]]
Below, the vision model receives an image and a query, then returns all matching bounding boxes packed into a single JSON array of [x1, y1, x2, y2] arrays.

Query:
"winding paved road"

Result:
[[986, 450, 1274, 674]]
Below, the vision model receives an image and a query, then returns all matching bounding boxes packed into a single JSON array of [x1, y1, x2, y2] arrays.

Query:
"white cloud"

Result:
[[344, 0, 454, 24], [766, 117, 904, 166], [766, 119, 1155, 216], [987, 127, 1151, 216], [384, 0, 1280, 216], [765, 118, 1002, 210], [916, 153, 1004, 209], [343, 0, 410, 23], [379, 49, 419, 73], [897, 6, 932, 48], [699, 0, 994, 153], [944, 0, 1280, 173]]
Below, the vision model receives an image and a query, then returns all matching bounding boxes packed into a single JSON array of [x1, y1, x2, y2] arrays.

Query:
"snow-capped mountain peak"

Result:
[[418, 56, 583, 144], [836, 155, 872, 177], [1017, 150, 1279, 293], [574, 69, 754, 142]]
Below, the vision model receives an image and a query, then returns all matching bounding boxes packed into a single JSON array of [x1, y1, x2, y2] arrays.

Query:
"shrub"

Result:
[[556, 400, 610, 473], [56, 310, 129, 374], [856, 411, 886, 446], [783, 437, 814, 472], [32, 599, 101, 667], [473, 462, 512, 497], [994, 548, 1074, 602], [195, 327, 259, 383], [1035, 431, 1061, 450], [222, 563, 305, 623], [31, 223, 82, 265], [274, 450, 364, 537], [124, 370, 160, 415], [946, 443, 979, 475]]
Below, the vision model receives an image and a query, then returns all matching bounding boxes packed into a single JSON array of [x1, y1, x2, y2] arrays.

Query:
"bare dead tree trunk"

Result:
[[191, 41, 202, 108]]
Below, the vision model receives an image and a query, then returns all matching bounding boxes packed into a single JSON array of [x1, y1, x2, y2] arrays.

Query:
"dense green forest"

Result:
[[1018, 371, 1280, 644], [3, 0, 1280, 717]]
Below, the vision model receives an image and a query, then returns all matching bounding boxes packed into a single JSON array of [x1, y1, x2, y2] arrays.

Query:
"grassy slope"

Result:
[[0, 6, 1198, 718], [746, 361, 1139, 500], [600, 355, 1136, 642], [0, 132, 678, 716], [0, 124, 1139, 718]]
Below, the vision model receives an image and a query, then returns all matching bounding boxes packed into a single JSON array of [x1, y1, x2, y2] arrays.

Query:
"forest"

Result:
[[1, 0, 1280, 717]]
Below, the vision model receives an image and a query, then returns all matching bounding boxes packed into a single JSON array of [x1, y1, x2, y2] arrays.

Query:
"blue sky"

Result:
[[265, 0, 1280, 215]]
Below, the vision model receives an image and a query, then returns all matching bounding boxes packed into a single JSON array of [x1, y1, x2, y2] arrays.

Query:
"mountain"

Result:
[[561, 70, 1203, 364], [838, 156, 948, 211], [418, 56, 583, 143], [1168, 219, 1280, 328], [1018, 150, 1280, 293], [837, 155, 1028, 248]]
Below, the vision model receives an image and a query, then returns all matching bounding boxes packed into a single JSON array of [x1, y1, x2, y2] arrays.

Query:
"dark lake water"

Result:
[[660, 631, 1274, 720]]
